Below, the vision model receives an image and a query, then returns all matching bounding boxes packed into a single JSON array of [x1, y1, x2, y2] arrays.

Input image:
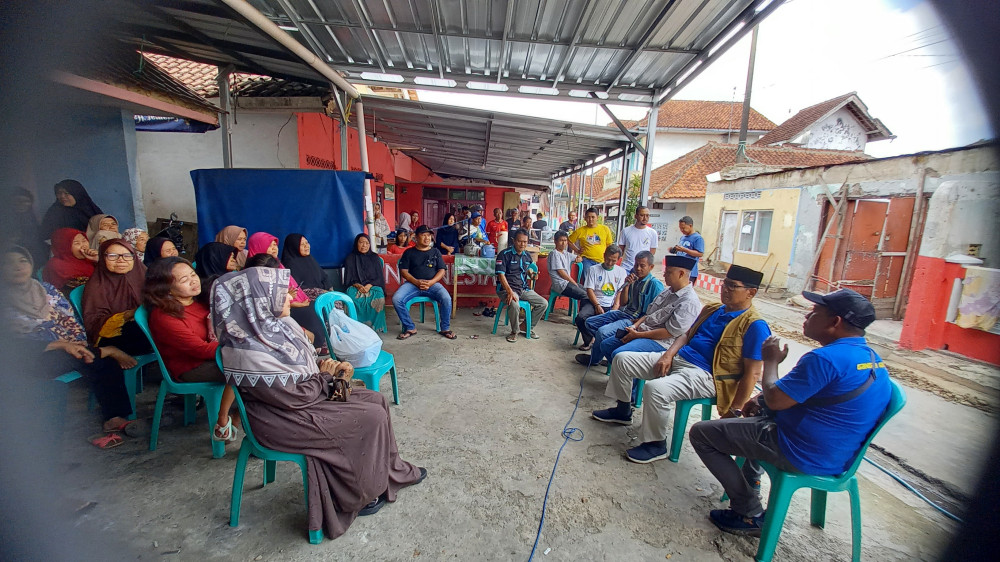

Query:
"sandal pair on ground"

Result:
[[89, 420, 144, 450], [397, 330, 456, 340]]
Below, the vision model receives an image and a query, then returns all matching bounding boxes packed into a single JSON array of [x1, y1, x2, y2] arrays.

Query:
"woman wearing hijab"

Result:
[[246, 232, 309, 305], [193, 242, 239, 279], [387, 230, 414, 255], [281, 233, 331, 300], [343, 234, 387, 332], [81, 238, 152, 356], [41, 179, 104, 239], [397, 210, 412, 233], [245, 254, 324, 348], [215, 225, 248, 269], [86, 214, 119, 244], [436, 213, 460, 255], [3, 245, 135, 448], [43, 228, 97, 294], [122, 228, 149, 262], [142, 236, 179, 267], [0, 187, 47, 266], [372, 203, 391, 252], [212, 267, 425, 538]]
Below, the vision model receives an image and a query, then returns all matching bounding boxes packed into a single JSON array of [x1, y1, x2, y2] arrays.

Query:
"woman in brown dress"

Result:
[[211, 267, 425, 539]]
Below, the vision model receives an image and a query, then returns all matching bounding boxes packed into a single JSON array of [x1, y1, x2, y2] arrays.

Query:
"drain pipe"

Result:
[[355, 99, 376, 235]]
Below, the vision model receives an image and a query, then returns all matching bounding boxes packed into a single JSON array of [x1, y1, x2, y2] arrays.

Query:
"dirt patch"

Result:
[[886, 365, 996, 414]]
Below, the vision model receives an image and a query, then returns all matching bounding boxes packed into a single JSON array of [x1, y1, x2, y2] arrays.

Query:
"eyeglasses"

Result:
[[105, 253, 135, 261], [722, 280, 747, 290]]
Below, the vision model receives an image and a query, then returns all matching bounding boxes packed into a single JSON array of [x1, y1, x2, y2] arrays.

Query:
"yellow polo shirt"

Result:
[[569, 224, 615, 262]]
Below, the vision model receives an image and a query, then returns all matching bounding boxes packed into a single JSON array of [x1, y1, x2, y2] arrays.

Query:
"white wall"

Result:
[[651, 130, 764, 169], [796, 107, 868, 152], [136, 112, 299, 222], [647, 202, 705, 245]]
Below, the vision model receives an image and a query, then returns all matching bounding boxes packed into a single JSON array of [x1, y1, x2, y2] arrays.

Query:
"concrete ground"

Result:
[[49, 290, 986, 561]]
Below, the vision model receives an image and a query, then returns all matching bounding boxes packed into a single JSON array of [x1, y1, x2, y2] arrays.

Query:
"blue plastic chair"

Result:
[[134, 305, 227, 458], [735, 380, 907, 562], [68, 285, 153, 419], [492, 300, 533, 339], [219, 350, 322, 544], [314, 292, 400, 404], [668, 396, 716, 462], [404, 296, 441, 332]]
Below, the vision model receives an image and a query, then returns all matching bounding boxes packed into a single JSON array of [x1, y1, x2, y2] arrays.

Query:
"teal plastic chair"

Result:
[[737, 380, 907, 562], [68, 285, 153, 419], [492, 300, 533, 338], [314, 292, 400, 404], [667, 396, 716, 462], [544, 263, 582, 321], [133, 305, 227, 458], [405, 296, 441, 332], [220, 350, 322, 544]]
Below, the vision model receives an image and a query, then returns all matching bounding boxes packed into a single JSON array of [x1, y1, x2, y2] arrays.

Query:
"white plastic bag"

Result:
[[326, 306, 382, 367]]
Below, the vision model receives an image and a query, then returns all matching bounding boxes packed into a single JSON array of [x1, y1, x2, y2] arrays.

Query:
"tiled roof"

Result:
[[754, 92, 893, 146], [649, 142, 871, 200], [614, 100, 776, 132]]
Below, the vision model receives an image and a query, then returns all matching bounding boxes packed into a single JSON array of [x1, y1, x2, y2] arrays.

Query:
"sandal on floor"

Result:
[[439, 330, 458, 340], [105, 420, 145, 438], [212, 418, 240, 443], [506, 334, 517, 343], [91, 433, 124, 449], [578, 343, 592, 351], [396, 331, 417, 340], [528, 331, 540, 340]]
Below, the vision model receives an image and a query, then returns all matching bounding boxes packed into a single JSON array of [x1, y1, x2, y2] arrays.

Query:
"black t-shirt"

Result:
[[532, 220, 546, 230], [399, 246, 446, 280]]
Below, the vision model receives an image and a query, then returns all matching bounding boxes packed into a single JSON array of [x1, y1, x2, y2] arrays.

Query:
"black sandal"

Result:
[[396, 330, 417, 340], [439, 330, 458, 340]]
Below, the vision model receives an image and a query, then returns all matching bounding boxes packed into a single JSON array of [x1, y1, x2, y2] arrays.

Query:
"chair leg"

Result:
[[635, 380, 645, 408], [264, 459, 277, 485], [573, 328, 580, 346], [389, 365, 400, 405], [432, 302, 441, 332], [668, 401, 696, 463], [523, 306, 531, 339], [229, 441, 252, 527], [183, 394, 197, 426], [296, 460, 323, 544], [755, 476, 795, 562], [810, 489, 828, 528], [418, 303, 425, 324], [123, 366, 138, 421], [492, 307, 502, 334], [544, 293, 555, 321], [205, 388, 226, 459], [701, 402, 713, 421], [149, 385, 169, 451], [848, 478, 862, 562]]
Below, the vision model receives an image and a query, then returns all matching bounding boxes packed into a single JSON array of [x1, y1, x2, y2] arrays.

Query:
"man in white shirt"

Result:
[[547, 231, 588, 301], [618, 206, 659, 273], [576, 245, 627, 351]]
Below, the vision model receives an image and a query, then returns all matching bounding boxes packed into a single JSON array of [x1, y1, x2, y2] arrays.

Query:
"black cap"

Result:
[[414, 225, 433, 236], [802, 288, 876, 329], [664, 255, 697, 271], [726, 264, 764, 287]]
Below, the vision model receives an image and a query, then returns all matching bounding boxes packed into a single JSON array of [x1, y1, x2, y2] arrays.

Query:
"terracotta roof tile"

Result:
[[613, 100, 776, 132], [649, 142, 871, 200], [753, 92, 857, 146]]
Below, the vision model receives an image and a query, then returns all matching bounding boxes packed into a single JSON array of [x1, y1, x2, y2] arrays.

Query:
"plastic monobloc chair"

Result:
[[134, 305, 227, 458], [732, 380, 906, 562], [406, 296, 441, 332], [314, 292, 400, 404], [220, 349, 322, 544], [492, 300, 533, 338], [668, 396, 716, 463]]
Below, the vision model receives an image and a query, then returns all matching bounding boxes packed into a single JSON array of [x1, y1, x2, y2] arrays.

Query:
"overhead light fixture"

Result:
[[414, 76, 457, 87], [278, 25, 299, 32], [360, 72, 405, 83], [519, 86, 559, 96], [467, 81, 508, 92]]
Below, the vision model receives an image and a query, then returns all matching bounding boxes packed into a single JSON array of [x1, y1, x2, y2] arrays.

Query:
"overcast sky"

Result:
[[415, 0, 993, 159]]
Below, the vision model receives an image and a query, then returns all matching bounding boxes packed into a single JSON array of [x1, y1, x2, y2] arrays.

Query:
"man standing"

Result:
[[576, 246, 628, 351], [690, 288, 891, 537], [671, 216, 705, 282], [559, 211, 578, 233], [506, 208, 521, 231], [575, 251, 665, 367], [547, 231, 588, 302], [568, 207, 615, 277], [496, 229, 547, 343], [392, 225, 456, 340], [486, 207, 508, 248], [533, 212, 549, 231], [618, 206, 659, 273], [591, 264, 770, 464]]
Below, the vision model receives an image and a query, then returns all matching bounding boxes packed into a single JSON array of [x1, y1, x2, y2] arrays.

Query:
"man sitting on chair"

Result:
[[392, 225, 456, 340], [496, 229, 547, 343], [591, 264, 770, 464], [691, 288, 891, 537]]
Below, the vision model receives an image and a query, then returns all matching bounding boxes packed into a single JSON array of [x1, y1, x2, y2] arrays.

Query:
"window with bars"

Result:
[[738, 210, 773, 254]]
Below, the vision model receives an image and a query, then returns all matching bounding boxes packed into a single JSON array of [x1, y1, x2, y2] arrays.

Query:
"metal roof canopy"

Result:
[[113, 0, 786, 108], [362, 95, 629, 187]]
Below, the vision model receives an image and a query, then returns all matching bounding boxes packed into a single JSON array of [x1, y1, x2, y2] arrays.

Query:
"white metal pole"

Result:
[[638, 104, 659, 206], [216, 66, 233, 168], [355, 99, 375, 234]]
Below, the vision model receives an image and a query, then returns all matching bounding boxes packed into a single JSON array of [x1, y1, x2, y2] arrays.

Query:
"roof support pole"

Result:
[[340, 111, 349, 170], [355, 99, 375, 234], [638, 103, 659, 206], [218, 0, 360, 99], [216, 65, 234, 168], [735, 25, 759, 164], [615, 146, 631, 237], [592, 93, 646, 157]]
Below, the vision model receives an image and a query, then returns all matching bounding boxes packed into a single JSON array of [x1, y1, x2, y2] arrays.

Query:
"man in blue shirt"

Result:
[[670, 216, 705, 282], [690, 288, 892, 537], [496, 229, 547, 343], [592, 264, 770, 464]]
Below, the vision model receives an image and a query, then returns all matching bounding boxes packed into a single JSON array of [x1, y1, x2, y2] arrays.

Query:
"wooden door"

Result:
[[719, 211, 739, 263]]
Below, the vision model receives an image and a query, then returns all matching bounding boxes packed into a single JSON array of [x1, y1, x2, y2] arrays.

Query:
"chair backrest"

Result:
[[839, 379, 907, 479], [133, 304, 180, 385], [68, 285, 85, 320], [312, 291, 360, 355], [215, 347, 262, 450]]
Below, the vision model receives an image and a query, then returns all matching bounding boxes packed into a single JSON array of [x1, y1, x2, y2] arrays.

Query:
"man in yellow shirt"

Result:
[[569, 207, 615, 277]]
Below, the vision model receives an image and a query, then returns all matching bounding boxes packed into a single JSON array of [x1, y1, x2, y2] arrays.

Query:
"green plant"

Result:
[[622, 173, 642, 224]]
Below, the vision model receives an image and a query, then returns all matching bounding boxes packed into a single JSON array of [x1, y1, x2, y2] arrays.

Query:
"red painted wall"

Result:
[[900, 256, 1000, 365]]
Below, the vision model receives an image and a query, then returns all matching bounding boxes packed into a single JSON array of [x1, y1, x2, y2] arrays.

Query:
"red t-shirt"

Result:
[[149, 301, 219, 377], [486, 219, 508, 247]]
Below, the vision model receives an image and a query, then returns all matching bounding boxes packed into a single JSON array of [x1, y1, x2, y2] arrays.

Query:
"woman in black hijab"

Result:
[[1, 188, 48, 265], [41, 179, 103, 239], [193, 242, 239, 279], [342, 234, 386, 332], [280, 233, 331, 300], [143, 236, 179, 267]]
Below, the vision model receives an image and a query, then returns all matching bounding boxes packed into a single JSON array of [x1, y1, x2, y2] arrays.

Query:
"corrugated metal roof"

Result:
[[111, 0, 786, 107]]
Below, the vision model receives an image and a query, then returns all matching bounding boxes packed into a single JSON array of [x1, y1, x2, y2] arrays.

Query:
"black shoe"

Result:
[[575, 353, 593, 366], [415, 467, 428, 485], [358, 496, 386, 516]]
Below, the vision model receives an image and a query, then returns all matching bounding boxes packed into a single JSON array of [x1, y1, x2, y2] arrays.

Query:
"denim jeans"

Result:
[[391, 282, 452, 332], [579, 257, 599, 278], [584, 310, 634, 365]]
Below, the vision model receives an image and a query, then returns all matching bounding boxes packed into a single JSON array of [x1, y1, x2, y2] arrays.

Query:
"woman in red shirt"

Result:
[[387, 230, 415, 255], [144, 257, 237, 441]]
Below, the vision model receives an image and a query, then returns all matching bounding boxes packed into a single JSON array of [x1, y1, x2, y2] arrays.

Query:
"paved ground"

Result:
[[42, 289, 989, 561]]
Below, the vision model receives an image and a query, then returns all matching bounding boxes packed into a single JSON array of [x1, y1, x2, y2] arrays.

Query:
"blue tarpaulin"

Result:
[[191, 169, 366, 268]]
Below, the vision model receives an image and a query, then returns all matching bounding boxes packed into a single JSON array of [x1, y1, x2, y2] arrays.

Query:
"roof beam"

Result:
[[483, 117, 494, 167], [592, 93, 646, 157], [348, 0, 389, 71], [551, 0, 593, 88], [275, 0, 334, 64], [429, 0, 448, 78], [606, 0, 684, 91], [496, 0, 515, 83]]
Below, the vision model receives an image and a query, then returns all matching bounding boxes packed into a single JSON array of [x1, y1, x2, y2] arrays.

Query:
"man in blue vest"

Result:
[[691, 288, 892, 537]]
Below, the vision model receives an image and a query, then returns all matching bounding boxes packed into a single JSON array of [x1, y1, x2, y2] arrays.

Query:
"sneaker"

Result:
[[575, 353, 594, 366], [358, 496, 386, 516], [591, 406, 632, 425], [709, 509, 764, 537], [625, 441, 668, 464]]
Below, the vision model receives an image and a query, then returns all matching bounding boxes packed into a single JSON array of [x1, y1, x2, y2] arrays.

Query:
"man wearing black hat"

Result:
[[392, 225, 457, 340], [592, 264, 770, 464], [690, 288, 892, 537]]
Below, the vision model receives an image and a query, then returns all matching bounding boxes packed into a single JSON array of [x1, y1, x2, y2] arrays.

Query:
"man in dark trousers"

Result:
[[495, 229, 547, 343], [691, 288, 892, 536], [392, 225, 456, 340]]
